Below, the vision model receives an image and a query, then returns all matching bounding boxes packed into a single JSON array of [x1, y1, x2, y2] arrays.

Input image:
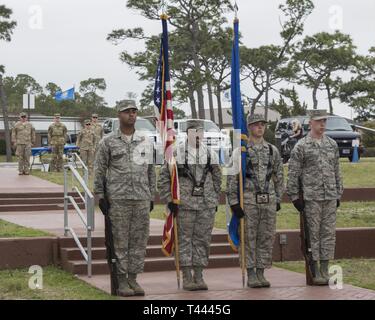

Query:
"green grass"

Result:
[[274, 259, 375, 291], [31, 169, 94, 190], [151, 201, 375, 230], [0, 266, 115, 300], [283, 157, 375, 189], [0, 219, 52, 238], [0, 155, 16, 162]]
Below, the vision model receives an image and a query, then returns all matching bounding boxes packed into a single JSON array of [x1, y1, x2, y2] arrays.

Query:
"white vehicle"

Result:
[[102, 117, 164, 164], [173, 119, 232, 164]]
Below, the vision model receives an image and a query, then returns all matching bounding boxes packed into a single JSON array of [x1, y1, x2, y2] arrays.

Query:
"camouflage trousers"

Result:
[[80, 149, 94, 170], [177, 208, 216, 268], [51, 144, 64, 172], [242, 201, 277, 269], [304, 200, 337, 261], [15, 144, 31, 174], [108, 199, 150, 275]]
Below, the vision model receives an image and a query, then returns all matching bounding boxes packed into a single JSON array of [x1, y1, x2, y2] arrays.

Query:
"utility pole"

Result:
[[0, 74, 13, 162]]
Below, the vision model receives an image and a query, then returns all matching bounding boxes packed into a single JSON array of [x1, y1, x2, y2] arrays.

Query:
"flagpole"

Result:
[[159, 9, 181, 290], [233, 0, 246, 288]]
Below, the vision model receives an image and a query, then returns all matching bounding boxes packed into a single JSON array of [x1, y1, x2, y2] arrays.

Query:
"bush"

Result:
[[363, 147, 375, 157]]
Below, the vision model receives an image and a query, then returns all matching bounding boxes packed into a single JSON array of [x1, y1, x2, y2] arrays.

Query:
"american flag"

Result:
[[154, 16, 180, 257]]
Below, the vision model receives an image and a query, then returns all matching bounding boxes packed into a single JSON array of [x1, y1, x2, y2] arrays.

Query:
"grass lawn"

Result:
[[0, 266, 115, 300], [31, 157, 374, 189], [0, 219, 52, 238], [274, 259, 375, 291], [151, 201, 375, 230], [0, 155, 16, 162]]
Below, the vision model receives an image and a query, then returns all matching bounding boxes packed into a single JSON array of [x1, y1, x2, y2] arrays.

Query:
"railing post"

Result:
[[64, 166, 69, 237]]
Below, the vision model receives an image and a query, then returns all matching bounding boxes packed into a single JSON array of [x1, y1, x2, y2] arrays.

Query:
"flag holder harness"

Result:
[[245, 144, 274, 204]]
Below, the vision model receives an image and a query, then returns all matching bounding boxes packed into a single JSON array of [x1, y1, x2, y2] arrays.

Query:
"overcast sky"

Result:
[[1, 0, 375, 119]]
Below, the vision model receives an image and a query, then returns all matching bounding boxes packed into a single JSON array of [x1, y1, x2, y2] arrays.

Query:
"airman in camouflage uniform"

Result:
[[48, 114, 67, 172], [287, 109, 343, 285], [77, 120, 96, 171], [158, 120, 222, 291], [11, 112, 36, 175], [227, 113, 284, 288], [91, 113, 103, 152], [94, 101, 156, 297]]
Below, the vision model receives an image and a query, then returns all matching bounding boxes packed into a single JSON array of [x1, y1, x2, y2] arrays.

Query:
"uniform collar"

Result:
[[247, 138, 268, 149], [306, 133, 327, 144]]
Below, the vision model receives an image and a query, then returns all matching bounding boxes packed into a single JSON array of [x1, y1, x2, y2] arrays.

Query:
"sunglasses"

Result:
[[21, 116, 27, 118], [92, 117, 98, 119], [86, 123, 91, 126]]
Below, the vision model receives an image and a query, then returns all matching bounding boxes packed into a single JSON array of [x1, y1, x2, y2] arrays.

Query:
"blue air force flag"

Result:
[[55, 87, 75, 102]]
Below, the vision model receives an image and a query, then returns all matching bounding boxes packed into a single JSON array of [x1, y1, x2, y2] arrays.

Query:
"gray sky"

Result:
[[1, 0, 375, 119]]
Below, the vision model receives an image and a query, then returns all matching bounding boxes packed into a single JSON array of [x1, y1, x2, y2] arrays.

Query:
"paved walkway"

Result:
[[79, 267, 375, 300], [0, 167, 62, 193]]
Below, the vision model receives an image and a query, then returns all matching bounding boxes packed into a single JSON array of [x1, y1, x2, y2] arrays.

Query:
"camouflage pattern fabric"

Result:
[[227, 139, 284, 269], [108, 199, 150, 275], [91, 122, 103, 151], [77, 128, 96, 170], [48, 122, 67, 172], [11, 122, 35, 174]]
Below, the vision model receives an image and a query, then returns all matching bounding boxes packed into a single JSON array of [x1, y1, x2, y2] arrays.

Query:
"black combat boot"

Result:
[[320, 260, 330, 284], [312, 261, 328, 286], [117, 274, 135, 297]]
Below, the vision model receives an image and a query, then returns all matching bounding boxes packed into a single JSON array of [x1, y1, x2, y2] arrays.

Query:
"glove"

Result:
[[292, 198, 305, 212], [337, 200, 340, 208], [99, 198, 110, 216], [276, 202, 281, 212], [231, 204, 245, 219], [150, 201, 154, 212], [168, 202, 179, 217]]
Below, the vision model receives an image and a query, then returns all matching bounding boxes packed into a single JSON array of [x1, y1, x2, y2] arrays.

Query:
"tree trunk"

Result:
[[207, 81, 215, 123], [0, 75, 13, 162], [191, 21, 205, 119], [215, 88, 224, 129], [326, 83, 334, 115], [312, 85, 319, 109], [188, 90, 197, 119], [264, 74, 270, 121]]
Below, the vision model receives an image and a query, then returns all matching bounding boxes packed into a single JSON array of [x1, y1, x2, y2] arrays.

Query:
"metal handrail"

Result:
[[63, 155, 95, 278]]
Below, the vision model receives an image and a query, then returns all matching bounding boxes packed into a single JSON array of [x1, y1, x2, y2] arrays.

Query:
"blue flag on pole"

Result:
[[228, 18, 248, 250], [55, 87, 75, 101]]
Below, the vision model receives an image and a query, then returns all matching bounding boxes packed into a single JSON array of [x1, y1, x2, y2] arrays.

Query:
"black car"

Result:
[[275, 115, 362, 162]]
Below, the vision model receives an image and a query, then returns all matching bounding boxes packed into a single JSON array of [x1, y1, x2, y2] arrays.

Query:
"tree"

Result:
[[241, 0, 314, 119], [0, 5, 17, 161], [79, 78, 107, 109], [45, 82, 61, 97], [338, 47, 375, 121], [293, 31, 357, 112], [108, 0, 232, 120]]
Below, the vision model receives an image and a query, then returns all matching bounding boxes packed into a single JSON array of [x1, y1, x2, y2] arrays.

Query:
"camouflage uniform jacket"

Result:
[[287, 133, 343, 201], [227, 139, 284, 205], [158, 143, 222, 210], [94, 129, 156, 201], [91, 123, 103, 142], [48, 122, 67, 145], [77, 128, 96, 150], [12, 122, 36, 145]]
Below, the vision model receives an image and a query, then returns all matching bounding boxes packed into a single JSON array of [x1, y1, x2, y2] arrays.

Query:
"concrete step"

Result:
[[58, 233, 230, 249], [64, 254, 240, 275], [60, 243, 234, 262], [0, 197, 82, 205], [0, 192, 81, 199], [0, 202, 85, 212]]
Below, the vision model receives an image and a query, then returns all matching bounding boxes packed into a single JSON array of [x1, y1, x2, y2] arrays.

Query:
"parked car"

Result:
[[102, 117, 164, 164], [275, 115, 362, 163]]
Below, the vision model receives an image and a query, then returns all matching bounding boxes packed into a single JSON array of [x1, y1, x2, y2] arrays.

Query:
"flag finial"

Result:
[[234, 1, 239, 21]]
